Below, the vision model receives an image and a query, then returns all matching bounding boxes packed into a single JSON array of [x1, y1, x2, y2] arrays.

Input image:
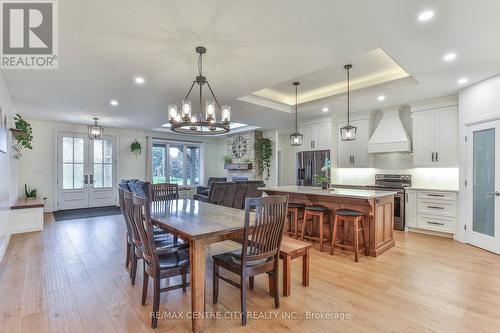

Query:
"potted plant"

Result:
[[256, 138, 272, 180], [130, 139, 142, 155], [314, 158, 332, 189], [223, 155, 233, 165], [24, 184, 37, 198]]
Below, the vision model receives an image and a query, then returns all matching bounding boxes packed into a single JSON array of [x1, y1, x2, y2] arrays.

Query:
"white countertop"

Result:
[[260, 186, 397, 199], [405, 186, 459, 192]]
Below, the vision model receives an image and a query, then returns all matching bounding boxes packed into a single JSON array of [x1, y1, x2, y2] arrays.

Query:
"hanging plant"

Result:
[[14, 113, 33, 149], [130, 139, 142, 155], [256, 138, 272, 180]]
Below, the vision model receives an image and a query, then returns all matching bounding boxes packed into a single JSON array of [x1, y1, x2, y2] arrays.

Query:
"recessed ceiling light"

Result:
[[134, 76, 145, 85], [458, 78, 468, 84], [418, 11, 434, 22], [322, 107, 329, 112], [443, 53, 457, 62], [377, 95, 386, 101], [110, 100, 118, 106]]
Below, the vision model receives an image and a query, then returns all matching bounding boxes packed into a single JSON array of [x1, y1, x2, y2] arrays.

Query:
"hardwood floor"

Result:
[[0, 213, 499, 332]]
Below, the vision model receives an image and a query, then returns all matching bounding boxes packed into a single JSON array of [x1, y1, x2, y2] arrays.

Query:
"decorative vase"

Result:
[[321, 182, 329, 190]]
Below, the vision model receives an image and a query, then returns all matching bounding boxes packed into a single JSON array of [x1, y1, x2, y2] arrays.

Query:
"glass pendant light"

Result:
[[290, 81, 303, 146], [340, 64, 357, 141], [88, 118, 103, 140]]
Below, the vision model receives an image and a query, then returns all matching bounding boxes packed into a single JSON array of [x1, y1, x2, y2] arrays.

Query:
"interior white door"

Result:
[[57, 134, 116, 210], [466, 120, 500, 254]]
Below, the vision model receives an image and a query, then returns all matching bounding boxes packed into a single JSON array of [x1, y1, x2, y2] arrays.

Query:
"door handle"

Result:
[[432, 152, 435, 162], [84, 175, 89, 185], [487, 191, 500, 196], [89, 174, 94, 184]]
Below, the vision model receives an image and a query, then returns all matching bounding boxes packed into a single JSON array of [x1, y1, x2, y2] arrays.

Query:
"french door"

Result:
[[57, 133, 117, 210], [466, 120, 500, 254]]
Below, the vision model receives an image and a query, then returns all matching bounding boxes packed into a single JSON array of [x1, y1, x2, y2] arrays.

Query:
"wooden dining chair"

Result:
[[118, 188, 134, 268], [131, 193, 190, 328], [212, 195, 289, 326]]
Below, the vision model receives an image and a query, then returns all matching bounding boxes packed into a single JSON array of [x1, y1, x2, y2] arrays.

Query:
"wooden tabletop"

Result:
[[11, 197, 44, 210], [151, 199, 249, 241]]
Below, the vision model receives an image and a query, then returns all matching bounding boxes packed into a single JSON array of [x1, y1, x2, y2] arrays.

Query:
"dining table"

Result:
[[151, 198, 250, 333]]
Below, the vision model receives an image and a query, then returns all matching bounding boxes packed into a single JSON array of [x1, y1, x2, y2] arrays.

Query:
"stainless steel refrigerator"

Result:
[[296, 150, 330, 186]]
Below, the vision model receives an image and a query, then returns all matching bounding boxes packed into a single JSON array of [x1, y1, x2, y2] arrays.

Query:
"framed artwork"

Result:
[[0, 107, 7, 154]]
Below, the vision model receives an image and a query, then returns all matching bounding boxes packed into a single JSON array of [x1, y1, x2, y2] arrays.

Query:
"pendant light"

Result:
[[88, 117, 103, 140], [340, 64, 357, 141], [289, 81, 303, 146]]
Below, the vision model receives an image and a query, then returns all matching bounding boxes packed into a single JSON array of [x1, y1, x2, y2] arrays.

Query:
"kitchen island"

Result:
[[260, 186, 396, 257]]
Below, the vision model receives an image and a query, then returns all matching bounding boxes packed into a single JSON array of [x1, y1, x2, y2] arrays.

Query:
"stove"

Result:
[[366, 174, 412, 231]]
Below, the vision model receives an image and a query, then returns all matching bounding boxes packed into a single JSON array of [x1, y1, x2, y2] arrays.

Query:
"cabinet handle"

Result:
[[406, 193, 408, 202], [427, 221, 445, 226], [436, 152, 439, 162], [427, 194, 445, 197], [353, 155, 355, 164], [428, 205, 445, 210], [432, 152, 435, 162]]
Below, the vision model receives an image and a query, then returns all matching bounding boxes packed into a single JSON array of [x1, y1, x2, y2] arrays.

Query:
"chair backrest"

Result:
[[209, 183, 227, 205], [123, 189, 143, 248], [151, 183, 179, 201], [232, 183, 248, 209], [129, 180, 152, 200], [118, 188, 133, 237], [207, 177, 227, 187], [222, 183, 237, 207], [241, 195, 288, 266], [244, 180, 265, 199], [131, 193, 156, 267]]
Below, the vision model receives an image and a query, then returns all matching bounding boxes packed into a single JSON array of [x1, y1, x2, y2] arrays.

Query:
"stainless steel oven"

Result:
[[366, 174, 411, 231]]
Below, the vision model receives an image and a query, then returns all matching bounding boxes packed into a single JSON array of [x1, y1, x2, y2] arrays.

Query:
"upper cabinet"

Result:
[[337, 118, 370, 167], [412, 106, 458, 167], [299, 122, 332, 151]]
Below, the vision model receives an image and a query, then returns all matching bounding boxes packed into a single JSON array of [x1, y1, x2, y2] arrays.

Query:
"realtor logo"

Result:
[[1, 0, 58, 69]]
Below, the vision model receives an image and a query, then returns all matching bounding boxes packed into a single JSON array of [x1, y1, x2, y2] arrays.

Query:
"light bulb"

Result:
[[182, 100, 191, 117], [168, 104, 178, 120], [222, 105, 231, 122]]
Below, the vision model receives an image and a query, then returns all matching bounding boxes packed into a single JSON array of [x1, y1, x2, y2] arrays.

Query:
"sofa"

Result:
[[196, 177, 227, 197]]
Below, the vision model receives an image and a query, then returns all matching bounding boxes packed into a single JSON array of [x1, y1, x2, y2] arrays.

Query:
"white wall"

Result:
[[457, 75, 500, 242], [16, 119, 225, 212], [0, 71, 17, 261], [203, 137, 227, 179]]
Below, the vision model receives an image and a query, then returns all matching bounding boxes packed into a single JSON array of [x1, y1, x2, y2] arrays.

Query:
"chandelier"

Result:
[[289, 82, 303, 146], [88, 117, 103, 140], [340, 64, 357, 141], [168, 46, 231, 135]]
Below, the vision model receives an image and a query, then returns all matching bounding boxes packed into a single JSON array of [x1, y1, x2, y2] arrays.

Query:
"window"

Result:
[[152, 142, 201, 185], [93, 139, 113, 188], [62, 137, 85, 189]]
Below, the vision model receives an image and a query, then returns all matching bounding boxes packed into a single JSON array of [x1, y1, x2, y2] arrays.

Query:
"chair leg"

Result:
[[213, 263, 219, 304], [130, 251, 138, 285], [319, 213, 324, 252], [330, 214, 338, 255], [268, 272, 274, 296], [354, 218, 359, 262], [249, 276, 254, 290], [182, 267, 187, 292], [300, 212, 308, 241], [241, 275, 247, 326], [152, 276, 160, 328], [360, 217, 368, 256], [273, 258, 280, 308], [125, 240, 131, 268], [141, 262, 148, 305]]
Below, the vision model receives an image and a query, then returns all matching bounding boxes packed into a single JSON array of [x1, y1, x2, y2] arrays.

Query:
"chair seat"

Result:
[[305, 205, 329, 212], [335, 209, 363, 217], [288, 202, 305, 209], [158, 248, 190, 269], [213, 249, 272, 268]]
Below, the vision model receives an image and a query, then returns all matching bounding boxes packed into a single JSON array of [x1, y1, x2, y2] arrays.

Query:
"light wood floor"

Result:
[[1, 214, 499, 333]]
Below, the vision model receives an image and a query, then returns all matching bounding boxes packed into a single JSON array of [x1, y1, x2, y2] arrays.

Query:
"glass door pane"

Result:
[[93, 139, 113, 188], [62, 137, 85, 189], [186, 146, 200, 185], [169, 145, 184, 185], [473, 128, 495, 236], [152, 144, 167, 184]]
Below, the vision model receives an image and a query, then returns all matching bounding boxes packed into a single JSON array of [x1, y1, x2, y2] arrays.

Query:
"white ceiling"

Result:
[[3, 0, 500, 132]]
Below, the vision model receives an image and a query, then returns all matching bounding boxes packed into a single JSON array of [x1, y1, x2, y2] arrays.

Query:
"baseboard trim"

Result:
[[10, 225, 43, 235], [407, 227, 454, 238], [0, 233, 11, 263]]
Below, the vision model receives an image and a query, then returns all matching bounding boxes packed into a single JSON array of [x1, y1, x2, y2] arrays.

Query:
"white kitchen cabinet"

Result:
[[412, 106, 458, 167], [405, 189, 416, 228], [299, 122, 331, 151], [337, 119, 369, 167]]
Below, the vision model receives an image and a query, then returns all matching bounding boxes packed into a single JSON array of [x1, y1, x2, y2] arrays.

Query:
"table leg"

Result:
[[189, 239, 206, 333], [283, 255, 291, 296], [302, 251, 309, 287]]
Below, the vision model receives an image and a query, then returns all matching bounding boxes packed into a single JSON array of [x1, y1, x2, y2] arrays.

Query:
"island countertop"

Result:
[[259, 186, 396, 199]]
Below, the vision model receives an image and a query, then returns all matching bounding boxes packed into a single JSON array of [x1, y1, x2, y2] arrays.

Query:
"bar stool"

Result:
[[285, 203, 305, 239], [301, 205, 331, 252], [330, 209, 367, 262]]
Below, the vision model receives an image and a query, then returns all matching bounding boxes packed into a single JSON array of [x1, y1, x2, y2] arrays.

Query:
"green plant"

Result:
[[14, 114, 33, 149], [223, 155, 233, 164], [256, 138, 273, 180], [313, 174, 330, 184], [24, 184, 37, 198], [130, 139, 142, 154]]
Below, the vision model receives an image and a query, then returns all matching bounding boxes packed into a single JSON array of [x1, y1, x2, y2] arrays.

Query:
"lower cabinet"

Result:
[[405, 189, 457, 235]]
